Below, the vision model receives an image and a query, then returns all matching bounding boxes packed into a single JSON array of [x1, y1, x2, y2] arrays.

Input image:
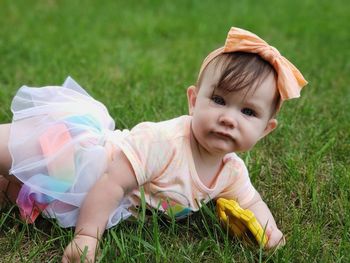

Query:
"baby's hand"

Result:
[[62, 234, 98, 263], [265, 227, 285, 249]]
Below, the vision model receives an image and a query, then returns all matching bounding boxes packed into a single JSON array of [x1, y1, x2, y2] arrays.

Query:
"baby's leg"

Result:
[[0, 124, 12, 176], [0, 124, 21, 205]]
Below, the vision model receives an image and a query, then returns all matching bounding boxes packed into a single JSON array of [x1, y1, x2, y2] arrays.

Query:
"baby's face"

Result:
[[188, 62, 278, 155]]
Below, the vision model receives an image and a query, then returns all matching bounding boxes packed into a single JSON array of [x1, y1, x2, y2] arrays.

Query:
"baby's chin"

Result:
[[209, 139, 239, 154], [202, 143, 236, 157]]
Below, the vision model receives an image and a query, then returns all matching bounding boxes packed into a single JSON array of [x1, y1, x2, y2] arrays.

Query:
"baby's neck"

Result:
[[189, 130, 225, 188]]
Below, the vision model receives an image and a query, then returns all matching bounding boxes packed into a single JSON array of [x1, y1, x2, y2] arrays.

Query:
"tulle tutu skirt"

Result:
[[9, 77, 132, 228]]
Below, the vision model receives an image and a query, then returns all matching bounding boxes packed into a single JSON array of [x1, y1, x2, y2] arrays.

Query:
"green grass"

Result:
[[0, 0, 349, 262]]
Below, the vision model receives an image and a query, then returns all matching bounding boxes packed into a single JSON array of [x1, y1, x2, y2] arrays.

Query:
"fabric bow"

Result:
[[198, 27, 308, 102]]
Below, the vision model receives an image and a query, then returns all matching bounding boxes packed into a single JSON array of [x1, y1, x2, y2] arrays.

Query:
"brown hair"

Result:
[[197, 52, 280, 115]]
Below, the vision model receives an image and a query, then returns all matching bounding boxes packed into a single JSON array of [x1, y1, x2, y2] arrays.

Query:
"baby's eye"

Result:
[[241, 108, 256, 116], [211, 95, 226, 105]]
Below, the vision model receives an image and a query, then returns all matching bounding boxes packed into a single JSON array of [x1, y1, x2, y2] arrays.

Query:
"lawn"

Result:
[[0, 0, 349, 262]]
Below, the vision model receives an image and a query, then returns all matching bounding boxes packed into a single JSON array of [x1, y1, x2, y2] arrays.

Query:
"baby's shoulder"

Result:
[[131, 115, 191, 141], [223, 152, 243, 164], [223, 153, 248, 175]]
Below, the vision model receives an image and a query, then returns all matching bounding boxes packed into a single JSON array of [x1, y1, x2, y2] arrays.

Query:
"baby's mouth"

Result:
[[213, 131, 234, 141]]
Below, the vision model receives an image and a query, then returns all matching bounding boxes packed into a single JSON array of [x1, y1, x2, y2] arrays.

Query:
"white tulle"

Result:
[[9, 77, 132, 228]]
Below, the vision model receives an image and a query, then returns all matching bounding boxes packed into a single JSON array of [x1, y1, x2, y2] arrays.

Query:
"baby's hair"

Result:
[[197, 52, 281, 116]]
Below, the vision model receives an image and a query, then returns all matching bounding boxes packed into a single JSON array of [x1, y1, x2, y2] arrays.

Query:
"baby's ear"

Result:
[[261, 118, 278, 139], [187, 85, 197, 115]]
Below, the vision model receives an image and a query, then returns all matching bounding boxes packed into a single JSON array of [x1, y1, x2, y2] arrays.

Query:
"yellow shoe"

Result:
[[216, 198, 268, 247]]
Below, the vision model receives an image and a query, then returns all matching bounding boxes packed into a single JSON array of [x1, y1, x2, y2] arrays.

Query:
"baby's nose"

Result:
[[219, 113, 237, 129]]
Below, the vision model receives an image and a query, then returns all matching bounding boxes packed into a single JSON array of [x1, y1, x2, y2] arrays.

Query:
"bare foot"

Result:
[[0, 175, 10, 208], [0, 175, 21, 209]]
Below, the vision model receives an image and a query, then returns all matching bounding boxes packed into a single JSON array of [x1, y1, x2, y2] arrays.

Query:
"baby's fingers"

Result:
[[62, 237, 96, 263], [62, 248, 94, 263], [61, 254, 70, 263], [62, 243, 82, 263], [266, 228, 285, 249]]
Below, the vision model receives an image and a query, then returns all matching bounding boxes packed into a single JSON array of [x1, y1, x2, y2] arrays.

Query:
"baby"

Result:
[[0, 27, 307, 262]]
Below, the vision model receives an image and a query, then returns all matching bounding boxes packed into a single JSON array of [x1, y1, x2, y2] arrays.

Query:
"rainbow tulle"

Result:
[[9, 77, 132, 227]]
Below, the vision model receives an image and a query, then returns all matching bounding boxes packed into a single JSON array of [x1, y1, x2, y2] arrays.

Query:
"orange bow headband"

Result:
[[197, 27, 308, 102]]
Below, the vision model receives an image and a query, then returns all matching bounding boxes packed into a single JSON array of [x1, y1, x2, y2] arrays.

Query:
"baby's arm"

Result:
[[241, 191, 285, 249], [62, 148, 138, 263]]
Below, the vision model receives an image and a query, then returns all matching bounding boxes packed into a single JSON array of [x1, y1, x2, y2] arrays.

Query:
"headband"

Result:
[[197, 27, 308, 103]]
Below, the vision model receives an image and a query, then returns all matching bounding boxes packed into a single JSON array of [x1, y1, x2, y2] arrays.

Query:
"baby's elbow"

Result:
[[98, 172, 126, 201], [106, 147, 138, 194]]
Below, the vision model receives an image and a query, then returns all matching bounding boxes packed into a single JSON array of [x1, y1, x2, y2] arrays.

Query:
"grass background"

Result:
[[0, 0, 349, 262]]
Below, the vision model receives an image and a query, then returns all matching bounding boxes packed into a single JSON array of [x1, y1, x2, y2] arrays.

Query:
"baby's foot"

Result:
[[0, 175, 10, 209], [0, 175, 20, 209]]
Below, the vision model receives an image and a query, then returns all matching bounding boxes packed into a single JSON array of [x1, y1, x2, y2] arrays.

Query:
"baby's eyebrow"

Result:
[[243, 101, 264, 113], [211, 86, 226, 94]]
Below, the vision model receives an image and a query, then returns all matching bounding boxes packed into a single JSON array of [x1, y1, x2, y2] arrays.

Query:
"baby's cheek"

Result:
[[239, 137, 257, 152], [245, 131, 262, 149]]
